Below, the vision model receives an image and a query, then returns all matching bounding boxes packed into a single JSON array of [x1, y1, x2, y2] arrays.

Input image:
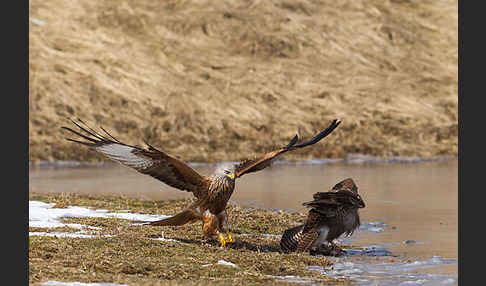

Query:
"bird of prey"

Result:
[[62, 118, 341, 246], [280, 178, 365, 256]]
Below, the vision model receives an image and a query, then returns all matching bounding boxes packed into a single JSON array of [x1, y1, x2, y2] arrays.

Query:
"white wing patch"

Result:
[[95, 143, 154, 170]]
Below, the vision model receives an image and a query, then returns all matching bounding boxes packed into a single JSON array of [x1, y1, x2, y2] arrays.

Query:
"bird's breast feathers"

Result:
[[207, 175, 235, 208]]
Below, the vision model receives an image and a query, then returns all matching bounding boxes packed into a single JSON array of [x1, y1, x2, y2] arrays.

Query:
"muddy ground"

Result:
[[29, 0, 458, 163]]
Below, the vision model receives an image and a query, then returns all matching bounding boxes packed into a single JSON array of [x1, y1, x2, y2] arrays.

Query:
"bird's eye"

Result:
[[224, 170, 230, 174]]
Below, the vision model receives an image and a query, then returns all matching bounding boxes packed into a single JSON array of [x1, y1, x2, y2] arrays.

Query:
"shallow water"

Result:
[[29, 158, 458, 285]]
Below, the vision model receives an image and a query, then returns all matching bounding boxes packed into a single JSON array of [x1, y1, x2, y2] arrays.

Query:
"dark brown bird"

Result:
[[62, 118, 341, 246], [280, 178, 365, 255]]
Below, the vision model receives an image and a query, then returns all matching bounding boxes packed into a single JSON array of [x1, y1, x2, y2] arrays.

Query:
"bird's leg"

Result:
[[330, 241, 343, 251], [216, 210, 234, 244], [218, 233, 227, 247], [226, 232, 234, 243], [327, 241, 344, 257]]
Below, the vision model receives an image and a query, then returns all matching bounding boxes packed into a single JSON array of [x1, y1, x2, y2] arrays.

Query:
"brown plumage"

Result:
[[280, 178, 365, 255], [62, 118, 341, 246]]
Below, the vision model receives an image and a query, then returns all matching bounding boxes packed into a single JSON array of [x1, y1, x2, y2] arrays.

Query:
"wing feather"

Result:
[[330, 178, 358, 193], [235, 119, 341, 178], [296, 211, 321, 252], [304, 178, 365, 209], [62, 119, 209, 198], [280, 224, 304, 253]]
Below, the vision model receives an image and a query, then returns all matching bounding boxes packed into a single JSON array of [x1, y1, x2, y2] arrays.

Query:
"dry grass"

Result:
[[29, 0, 458, 163], [29, 192, 350, 285]]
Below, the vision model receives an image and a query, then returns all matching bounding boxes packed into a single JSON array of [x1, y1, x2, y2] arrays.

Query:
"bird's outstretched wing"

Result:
[[234, 119, 341, 178], [303, 178, 365, 210], [61, 118, 210, 199]]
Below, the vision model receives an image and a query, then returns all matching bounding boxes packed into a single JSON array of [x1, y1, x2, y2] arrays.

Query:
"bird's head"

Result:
[[223, 169, 236, 180], [215, 163, 236, 180], [355, 194, 366, 208], [331, 178, 365, 208]]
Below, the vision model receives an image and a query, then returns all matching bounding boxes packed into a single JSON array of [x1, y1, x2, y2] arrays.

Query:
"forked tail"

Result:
[[147, 209, 200, 226]]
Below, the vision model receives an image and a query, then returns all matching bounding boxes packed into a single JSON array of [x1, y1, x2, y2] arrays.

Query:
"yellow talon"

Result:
[[218, 233, 227, 247], [226, 232, 234, 243]]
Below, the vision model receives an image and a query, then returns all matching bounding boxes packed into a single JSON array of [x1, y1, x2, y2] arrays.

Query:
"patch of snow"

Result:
[[200, 260, 238, 268], [29, 232, 111, 239], [357, 222, 387, 233], [342, 245, 393, 257], [268, 275, 311, 283], [398, 279, 428, 285], [149, 237, 178, 242], [29, 201, 169, 229], [29, 200, 169, 239], [217, 260, 238, 268], [308, 256, 457, 286]]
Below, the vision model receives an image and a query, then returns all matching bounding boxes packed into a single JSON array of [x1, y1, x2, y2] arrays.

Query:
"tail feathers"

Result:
[[147, 209, 199, 226], [280, 224, 304, 253]]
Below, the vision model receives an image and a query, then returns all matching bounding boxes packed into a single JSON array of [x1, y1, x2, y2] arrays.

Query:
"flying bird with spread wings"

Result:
[[280, 178, 365, 256], [62, 118, 341, 246]]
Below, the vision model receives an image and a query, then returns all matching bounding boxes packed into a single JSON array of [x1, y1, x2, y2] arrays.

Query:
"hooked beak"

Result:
[[358, 198, 365, 208], [226, 173, 235, 180]]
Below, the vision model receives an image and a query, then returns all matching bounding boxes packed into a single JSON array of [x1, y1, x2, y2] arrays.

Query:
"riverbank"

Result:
[[29, 0, 457, 163], [29, 192, 346, 285], [28, 154, 457, 168]]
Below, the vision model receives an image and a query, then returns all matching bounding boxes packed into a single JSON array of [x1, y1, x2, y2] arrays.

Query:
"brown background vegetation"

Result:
[[29, 0, 458, 163]]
